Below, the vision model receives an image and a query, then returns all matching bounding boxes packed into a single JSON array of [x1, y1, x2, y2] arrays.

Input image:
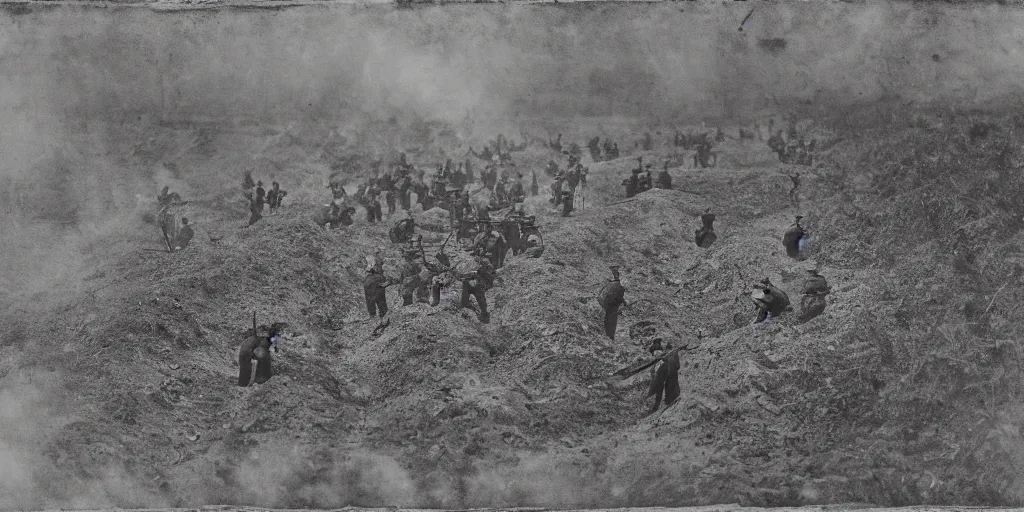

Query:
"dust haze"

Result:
[[1, 1, 1023, 509]]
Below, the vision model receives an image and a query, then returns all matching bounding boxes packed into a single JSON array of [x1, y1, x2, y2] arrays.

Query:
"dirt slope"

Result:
[[3, 109, 1024, 509]]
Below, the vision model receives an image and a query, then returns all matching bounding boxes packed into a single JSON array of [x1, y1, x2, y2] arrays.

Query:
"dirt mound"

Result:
[[5, 112, 1024, 509]]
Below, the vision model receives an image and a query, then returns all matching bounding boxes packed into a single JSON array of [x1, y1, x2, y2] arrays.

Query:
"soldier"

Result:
[[799, 269, 830, 323], [523, 234, 544, 258], [782, 215, 808, 259], [397, 172, 413, 211], [550, 173, 565, 207], [363, 255, 390, 319], [694, 209, 717, 248], [504, 206, 525, 256], [560, 190, 574, 217], [623, 168, 641, 198], [157, 186, 182, 207], [508, 175, 526, 204], [655, 161, 673, 190], [645, 339, 681, 415], [270, 182, 286, 213], [598, 266, 626, 340], [384, 182, 397, 216], [642, 132, 653, 151], [364, 188, 383, 223], [172, 217, 194, 252], [637, 164, 653, 192], [464, 158, 475, 185], [494, 174, 508, 206], [389, 215, 416, 244], [255, 181, 266, 211], [460, 252, 495, 323], [545, 160, 559, 177], [752, 277, 792, 323], [397, 248, 423, 306], [237, 318, 283, 387], [530, 170, 539, 197], [247, 195, 263, 226], [610, 142, 619, 159]]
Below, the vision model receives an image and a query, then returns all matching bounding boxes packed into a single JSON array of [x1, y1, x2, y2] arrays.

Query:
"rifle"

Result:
[[580, 181, 586, 212], [252, 311, 257, 338], [608, 344, 696, 380]]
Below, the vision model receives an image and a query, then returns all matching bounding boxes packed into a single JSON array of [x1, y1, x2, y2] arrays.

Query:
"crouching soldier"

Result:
[[523, 234, 544, 258], [238, 316, 284, 387], [751, 277, 792, 324], [172, 217, 194, 252], [799, 269, 830, 323], [694, 209, 716, 248]]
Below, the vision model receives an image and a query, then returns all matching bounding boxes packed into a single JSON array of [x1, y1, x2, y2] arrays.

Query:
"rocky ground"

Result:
[[3, 105, 1024, 510]]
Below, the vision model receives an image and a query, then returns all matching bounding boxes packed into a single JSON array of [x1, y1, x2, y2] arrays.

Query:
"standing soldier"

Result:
[[508, 175, 526, 204], [364, 187, 383, 223], [530, 170, 539, 197], [363, 254, 391, 333], [645, 339, 681, 415], [560, 190, 574, 217], [460, 252, 495, 323], [402, 173, 415, 211], [550, 172, 565, 207], [247, 194, 263, 226], [782, 215, 808, 259], [655, 161, 673, 190], [255, 181, 266, 211], [599, 266, 626, 340], [397, 248, 423, 306]]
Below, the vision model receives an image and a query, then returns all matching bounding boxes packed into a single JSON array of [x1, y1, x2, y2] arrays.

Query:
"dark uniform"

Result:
[[655, 163, 673, 190], [694, 210, 717, 248], [460, 255, 495, 323], [646, 341, 681, 414], [530, 171, 539, 196], [560, 190, 574, 217], [364, 188, 383, 223], [363, 268, 389, 318], [398, 250, 422, 306], [172, 218, 194, 251], [782, 215, 807, 259], [599, 266, 626, 340], [752, 278, 791, 323], [237, 324, 282, 387], [799, 270, 830, 323], [624, 169, 641, 198]]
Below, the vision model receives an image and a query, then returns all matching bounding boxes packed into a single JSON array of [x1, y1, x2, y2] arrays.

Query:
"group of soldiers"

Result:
[[596, 211, 828, 415], [622, 157, 674, 198], [548, 153, 589, 217], [244, 173, 288, 226], [586, 136, 621, 162], [234, 123, 830, 420]]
